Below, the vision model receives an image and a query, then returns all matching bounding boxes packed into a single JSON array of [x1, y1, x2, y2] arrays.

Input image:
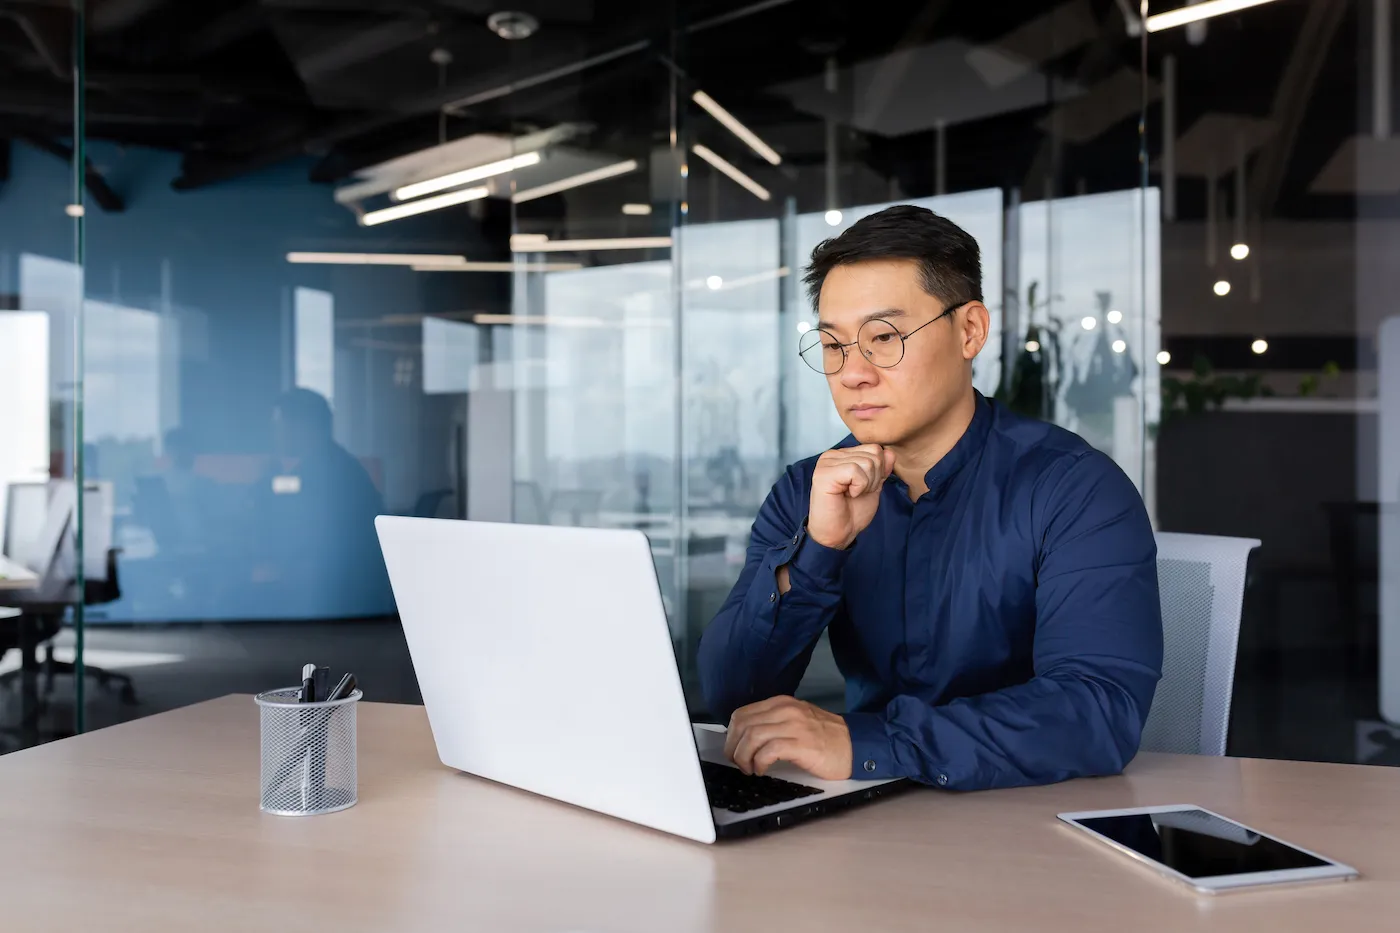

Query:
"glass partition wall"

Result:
[[0, 0, 88, 741], [32, 2, 1395, 769]]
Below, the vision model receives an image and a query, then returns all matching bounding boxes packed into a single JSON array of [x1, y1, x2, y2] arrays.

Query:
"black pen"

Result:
[[299, 663, 316, 703], [326, 672, 357, 702]]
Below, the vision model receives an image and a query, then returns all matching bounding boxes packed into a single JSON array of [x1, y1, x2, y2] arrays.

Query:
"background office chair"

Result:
[[0, 482, 134, 746], [1140, 532, 1261, 756]]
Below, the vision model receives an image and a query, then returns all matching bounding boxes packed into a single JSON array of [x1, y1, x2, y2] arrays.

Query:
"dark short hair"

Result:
[[803, 205, 983, 310], [275, 387, 333, 437]]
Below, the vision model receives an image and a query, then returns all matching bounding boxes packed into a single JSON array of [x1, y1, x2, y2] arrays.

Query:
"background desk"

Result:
[[0, 697, 1395, 932], [0, 555, 37, 591]]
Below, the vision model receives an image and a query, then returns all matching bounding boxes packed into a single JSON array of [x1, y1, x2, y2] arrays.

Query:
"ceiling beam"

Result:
[[1247, 0, 1347, 217], [0, 8, 72, 78], [21, 137, 126, 212]]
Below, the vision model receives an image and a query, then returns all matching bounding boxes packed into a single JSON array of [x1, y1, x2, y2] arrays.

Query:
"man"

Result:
[[697, 205, 1163, 791]]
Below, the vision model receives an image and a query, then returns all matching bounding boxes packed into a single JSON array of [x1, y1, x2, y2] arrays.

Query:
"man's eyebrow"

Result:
[[816, 307, 907, 332]]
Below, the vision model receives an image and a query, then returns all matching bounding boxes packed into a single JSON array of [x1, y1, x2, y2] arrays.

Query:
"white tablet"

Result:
[[1058, 804, 1359, 894]]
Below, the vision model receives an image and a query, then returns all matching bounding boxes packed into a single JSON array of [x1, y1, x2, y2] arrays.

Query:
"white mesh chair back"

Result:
[[1141, 532, 1260, 756]]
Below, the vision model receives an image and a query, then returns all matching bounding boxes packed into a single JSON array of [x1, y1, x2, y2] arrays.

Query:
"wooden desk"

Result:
[[0, 696, 1395, 932], [0, 555, 38, 591]]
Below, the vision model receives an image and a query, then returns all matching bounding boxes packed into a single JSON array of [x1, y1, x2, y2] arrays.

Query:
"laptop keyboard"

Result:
[[700, 760, 824, 813]]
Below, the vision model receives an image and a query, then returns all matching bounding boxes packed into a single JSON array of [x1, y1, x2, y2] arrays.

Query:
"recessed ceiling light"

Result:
[[1156, 350, 1172, 365], [1231, 243, 1250, 260], [1214, 280, 1232, 296], [706, 275, 723, 290], [1106, 309, 1123, 324], [487, 11, 540, 40], [1111, 339, 1127, 354], [1251, 338, 1268, 355], [1081, 316, 1097, 330], [824, 209, 843, 226]]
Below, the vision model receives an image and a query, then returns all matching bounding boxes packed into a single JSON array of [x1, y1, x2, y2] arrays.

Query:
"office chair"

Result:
[[0, 482, 135, 745], [1140, 532, 1261, 756]]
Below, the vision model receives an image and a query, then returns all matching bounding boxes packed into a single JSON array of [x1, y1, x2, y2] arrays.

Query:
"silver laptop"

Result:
[[375, 516, 905, 843]]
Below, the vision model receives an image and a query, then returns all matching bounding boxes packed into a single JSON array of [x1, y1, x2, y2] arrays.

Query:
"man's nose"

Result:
[[837, 347, 880, 389]]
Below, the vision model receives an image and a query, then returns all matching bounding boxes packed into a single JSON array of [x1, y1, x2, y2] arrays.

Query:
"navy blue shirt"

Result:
[[697, 394, 1163, 791]]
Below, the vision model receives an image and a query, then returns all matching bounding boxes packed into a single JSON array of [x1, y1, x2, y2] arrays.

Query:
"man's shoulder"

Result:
[[984, 401, 1130, 496]]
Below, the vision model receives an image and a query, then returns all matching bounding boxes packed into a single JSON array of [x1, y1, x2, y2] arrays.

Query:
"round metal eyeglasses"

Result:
[[798, 301, 970, 375]]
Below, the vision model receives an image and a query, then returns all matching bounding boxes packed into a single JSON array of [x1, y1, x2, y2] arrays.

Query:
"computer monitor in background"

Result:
[[2, 481, 54, 573], [43, 480, 114, 584]]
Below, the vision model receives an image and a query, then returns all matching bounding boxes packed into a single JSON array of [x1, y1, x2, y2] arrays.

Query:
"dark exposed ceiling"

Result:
[[0, 0, 1383, 221]]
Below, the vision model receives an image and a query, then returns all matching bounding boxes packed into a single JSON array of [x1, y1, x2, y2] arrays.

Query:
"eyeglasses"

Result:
[[798, 301, 970, 375]]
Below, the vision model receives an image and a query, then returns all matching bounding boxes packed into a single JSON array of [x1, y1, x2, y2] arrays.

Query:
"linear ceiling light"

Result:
[[510, 236, 672, 252], [393, 152, 541, 201], [622, 203, 653, 215], [691, 144, 771, 201], [410, 261, 584, 272], [360, 187, 488, 226], [511, 159, 639, 203], [286, 252, 467, 267], [691, 90, 782, 166], [473, 314, 608, 328], [1145, 0, 1281, 32]]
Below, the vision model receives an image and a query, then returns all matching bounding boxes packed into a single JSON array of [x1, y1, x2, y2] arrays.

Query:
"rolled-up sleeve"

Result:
[[846, 451, 1164, 789], [697, 465, 850, 722]]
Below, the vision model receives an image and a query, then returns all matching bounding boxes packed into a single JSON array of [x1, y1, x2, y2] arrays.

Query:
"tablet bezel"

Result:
[[1057, 803, 1359, 894]]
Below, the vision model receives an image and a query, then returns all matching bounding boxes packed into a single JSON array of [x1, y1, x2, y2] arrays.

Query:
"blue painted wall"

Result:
[[1, 140, 503, 621]]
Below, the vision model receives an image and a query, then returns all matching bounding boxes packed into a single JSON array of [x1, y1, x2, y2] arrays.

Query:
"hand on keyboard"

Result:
[[724, 695, 853, 780]]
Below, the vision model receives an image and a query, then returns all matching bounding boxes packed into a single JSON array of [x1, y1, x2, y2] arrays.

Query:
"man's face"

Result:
[[815, 258, 986, 446]]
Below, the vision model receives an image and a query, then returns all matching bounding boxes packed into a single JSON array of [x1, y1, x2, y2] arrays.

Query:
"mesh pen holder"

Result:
[[255, 687, 362, 816]]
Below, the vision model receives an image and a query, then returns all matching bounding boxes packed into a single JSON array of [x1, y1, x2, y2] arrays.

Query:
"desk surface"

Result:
[[0, 554, 38, 591], [0, 696, 1396, 932]]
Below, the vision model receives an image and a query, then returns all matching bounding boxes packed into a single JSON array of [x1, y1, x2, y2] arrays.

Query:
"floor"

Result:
[[0, 617, 1395, 769]]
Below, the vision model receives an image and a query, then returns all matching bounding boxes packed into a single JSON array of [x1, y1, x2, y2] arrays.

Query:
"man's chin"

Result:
[[847, 425, 898, 447]]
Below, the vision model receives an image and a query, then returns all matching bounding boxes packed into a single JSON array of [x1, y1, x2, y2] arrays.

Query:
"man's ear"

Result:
[[960, 302, 991, 361]]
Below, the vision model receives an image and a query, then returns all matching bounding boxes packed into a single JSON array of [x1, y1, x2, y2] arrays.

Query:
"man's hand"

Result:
[[806, 445, 896, 550], [724, 696, 852, 780]]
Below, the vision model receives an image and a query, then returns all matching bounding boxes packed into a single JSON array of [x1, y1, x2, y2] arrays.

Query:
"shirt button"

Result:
[[863, 759, 877, 773], [936, 773, 949, 786], [792, 533, 800, 545], [768, 592, 776, 602]]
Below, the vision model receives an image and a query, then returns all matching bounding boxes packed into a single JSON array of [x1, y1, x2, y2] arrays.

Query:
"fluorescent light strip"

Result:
[[410, 261, 584, 272], [1145, 0, 1281, 32], [286, 252, 467, 267], [511, 159, 639, 203], [360, 187, 489, 226], [691, 144, 771, 201], [692, 90, 782, 166], [510, 236, 672, 253], [473, 314, 608, 328], [622, 203, 653, 215], [393, 152, 541, 201], [511, 233, 550, 247]]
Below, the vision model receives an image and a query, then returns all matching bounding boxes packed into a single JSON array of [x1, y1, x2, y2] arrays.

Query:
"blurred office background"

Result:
[[1, 0, 1398, 767]]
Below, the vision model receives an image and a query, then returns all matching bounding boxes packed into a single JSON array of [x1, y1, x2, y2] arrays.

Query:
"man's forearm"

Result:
[[844, 659, 1157, 790]]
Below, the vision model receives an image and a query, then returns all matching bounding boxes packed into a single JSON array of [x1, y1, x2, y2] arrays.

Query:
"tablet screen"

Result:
[[1073, 809, 1329, 879]]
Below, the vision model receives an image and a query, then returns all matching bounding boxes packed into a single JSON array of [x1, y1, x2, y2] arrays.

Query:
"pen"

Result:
[[299, 663, 316, 703], [325, 672, 357, 702]]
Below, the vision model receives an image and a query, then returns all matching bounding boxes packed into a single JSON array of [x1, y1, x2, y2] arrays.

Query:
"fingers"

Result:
[[818, 447, 886, 498], [726, 696, 802, 768], [752, 738, 801, 776], [731, 721, 792, 775]]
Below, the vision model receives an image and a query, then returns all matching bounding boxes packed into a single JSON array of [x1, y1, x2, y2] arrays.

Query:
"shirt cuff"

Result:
[[843, 711, 899, 780], [786, 526, 850, 586]]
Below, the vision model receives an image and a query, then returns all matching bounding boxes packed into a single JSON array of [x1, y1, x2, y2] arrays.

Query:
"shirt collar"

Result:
[[835, 390, 993, 498]]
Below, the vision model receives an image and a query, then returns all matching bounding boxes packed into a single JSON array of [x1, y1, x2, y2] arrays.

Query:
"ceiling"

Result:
[[0, 0, 1385, 220]]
